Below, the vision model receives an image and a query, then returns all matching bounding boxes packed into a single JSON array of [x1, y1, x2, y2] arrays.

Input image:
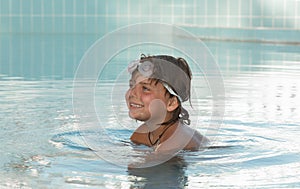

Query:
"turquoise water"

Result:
[[1, 40, 300, 188]]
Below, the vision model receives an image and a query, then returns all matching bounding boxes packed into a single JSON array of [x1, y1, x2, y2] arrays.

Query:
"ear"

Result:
[[166, 96, 179, 112]]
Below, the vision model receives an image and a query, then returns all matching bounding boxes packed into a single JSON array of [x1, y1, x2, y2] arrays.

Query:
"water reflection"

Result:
[[224, 71, 300, 124], [127, 156, 188, 188]]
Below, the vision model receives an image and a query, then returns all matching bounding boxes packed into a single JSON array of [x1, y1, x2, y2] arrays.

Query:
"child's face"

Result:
[[125, 72, 173, 123]]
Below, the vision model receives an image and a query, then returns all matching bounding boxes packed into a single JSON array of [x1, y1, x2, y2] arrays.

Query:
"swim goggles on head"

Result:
[[127, 59, 183, 103], [127, 59, 154, 77]]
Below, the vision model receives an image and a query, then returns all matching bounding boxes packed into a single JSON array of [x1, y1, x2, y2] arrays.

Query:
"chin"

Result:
[[129, 113, 145, 121]]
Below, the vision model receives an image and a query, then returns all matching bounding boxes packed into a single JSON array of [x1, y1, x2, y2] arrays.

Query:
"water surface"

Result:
[[1, 41, 300, 188]]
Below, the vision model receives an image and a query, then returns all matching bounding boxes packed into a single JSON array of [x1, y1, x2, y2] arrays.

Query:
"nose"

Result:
[[127, 85, 138, 99]]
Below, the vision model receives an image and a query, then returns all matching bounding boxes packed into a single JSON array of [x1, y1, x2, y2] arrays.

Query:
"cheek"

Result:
[[140, 94, 154, 105], [148, 99, 167, 112], [142, 94, 168, 109], [146, 99, 168, 124]]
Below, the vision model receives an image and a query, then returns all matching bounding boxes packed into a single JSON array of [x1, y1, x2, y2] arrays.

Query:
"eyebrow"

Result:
[[129, 79, 152, 85], [139, 81, 151, 85]]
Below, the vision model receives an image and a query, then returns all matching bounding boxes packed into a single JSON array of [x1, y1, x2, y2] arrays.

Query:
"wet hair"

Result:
[[135, 54, 192, 125]]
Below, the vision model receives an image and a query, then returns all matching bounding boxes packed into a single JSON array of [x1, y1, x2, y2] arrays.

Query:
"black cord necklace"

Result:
[[148, 124, 174, 146]]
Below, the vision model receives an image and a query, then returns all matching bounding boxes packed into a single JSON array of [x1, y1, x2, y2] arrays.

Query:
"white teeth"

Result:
[[130, 103, 142, 108]]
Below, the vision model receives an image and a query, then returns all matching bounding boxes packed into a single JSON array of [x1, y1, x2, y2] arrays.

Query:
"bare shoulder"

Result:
[[155, 124, 208, 152], [130, 124, 149, 145], [180, 124, 209, 150], [133, 123, 149, 133], [192, 129, 209, 146]]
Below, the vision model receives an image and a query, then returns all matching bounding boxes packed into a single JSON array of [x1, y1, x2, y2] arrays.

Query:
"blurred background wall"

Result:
[[0, 0, 299, 79]]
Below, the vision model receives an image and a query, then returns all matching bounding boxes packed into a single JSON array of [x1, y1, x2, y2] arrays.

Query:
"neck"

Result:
[[145, 112, 174, 132], [148, 121, 179, 146]]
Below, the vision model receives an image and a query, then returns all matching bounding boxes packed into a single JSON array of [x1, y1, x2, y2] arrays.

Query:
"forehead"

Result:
[[130, 72, 162, 87], [131, 72, 148, 83]]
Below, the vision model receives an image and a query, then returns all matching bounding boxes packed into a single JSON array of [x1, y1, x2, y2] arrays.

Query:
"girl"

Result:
[[125, 55, 208, 152]]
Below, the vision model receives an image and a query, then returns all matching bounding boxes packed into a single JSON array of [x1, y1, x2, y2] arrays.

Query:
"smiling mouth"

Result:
[[129, 103, 143, 108]]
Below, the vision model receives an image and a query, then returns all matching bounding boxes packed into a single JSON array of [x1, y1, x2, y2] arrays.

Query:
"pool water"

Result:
[[1, 40, 300, 188]]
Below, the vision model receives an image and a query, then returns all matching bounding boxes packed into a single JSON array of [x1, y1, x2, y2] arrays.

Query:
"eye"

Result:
[[142, 86, 150, 92]]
